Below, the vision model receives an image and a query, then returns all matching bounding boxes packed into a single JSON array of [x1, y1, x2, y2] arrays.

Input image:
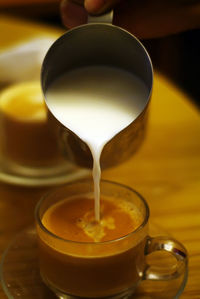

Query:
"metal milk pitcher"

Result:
[[41, 12, 153, 169]]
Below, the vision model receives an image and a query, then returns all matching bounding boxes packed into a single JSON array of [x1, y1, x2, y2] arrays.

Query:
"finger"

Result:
[[84, 0, 119, 15], [60, 0, 88, 29]]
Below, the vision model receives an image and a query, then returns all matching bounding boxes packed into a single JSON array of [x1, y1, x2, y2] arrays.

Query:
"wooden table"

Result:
[[0, 15, 200, 299]]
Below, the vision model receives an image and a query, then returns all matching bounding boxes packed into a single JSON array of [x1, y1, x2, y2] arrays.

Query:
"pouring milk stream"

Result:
[[45, 65, 149, 222]]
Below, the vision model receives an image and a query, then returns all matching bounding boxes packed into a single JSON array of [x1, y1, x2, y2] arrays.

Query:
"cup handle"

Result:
[[144, 236, 188, 280], [87, 10, 113, 24]]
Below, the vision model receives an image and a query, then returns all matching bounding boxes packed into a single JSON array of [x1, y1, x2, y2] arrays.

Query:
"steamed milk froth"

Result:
[[42, 195, 143, 243], [46, 66, 149, 221]]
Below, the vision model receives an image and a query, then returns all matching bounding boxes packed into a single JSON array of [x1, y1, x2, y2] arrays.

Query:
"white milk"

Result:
[[46, 66, 149, 221]]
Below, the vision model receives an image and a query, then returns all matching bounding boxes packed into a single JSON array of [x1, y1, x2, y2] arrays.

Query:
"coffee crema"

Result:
[[42, 195, 143, 243]]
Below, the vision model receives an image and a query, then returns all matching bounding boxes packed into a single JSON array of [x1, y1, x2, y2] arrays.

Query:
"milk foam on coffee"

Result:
[[0, 82, 46, 121], [46, 66, 149, 221], [42, 195, 143, 243]]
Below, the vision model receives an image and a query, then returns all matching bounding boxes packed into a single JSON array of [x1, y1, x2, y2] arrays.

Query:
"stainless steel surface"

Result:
[[41, 17, 153, 169]]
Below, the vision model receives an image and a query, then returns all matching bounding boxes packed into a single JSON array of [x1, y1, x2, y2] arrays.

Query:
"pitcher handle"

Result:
[[87, 10, 113, 24]]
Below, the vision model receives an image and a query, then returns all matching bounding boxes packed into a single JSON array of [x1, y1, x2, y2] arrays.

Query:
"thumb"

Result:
[[84, 0, 118, 15]]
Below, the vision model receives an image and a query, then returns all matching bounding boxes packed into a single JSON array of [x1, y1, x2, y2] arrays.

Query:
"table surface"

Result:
[[0, 15, 200, 299]]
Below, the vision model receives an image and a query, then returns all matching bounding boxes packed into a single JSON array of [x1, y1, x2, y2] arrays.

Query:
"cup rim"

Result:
[[35, 179, 149, 245]]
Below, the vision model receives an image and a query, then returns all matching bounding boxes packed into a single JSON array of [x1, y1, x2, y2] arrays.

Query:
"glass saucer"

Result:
[[0, 224, 188, 299], [0, 160, 90, 187]]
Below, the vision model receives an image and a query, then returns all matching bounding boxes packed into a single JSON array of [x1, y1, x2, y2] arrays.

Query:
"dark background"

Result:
[[144, 30, 200, 109]]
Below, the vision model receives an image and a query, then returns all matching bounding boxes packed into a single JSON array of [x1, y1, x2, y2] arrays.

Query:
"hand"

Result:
[[60, 0, 200, 39]]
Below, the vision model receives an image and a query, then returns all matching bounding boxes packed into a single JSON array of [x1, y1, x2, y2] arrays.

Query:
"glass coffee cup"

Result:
[[0, 81, 88, 186], [35, 179, 188, 299]]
